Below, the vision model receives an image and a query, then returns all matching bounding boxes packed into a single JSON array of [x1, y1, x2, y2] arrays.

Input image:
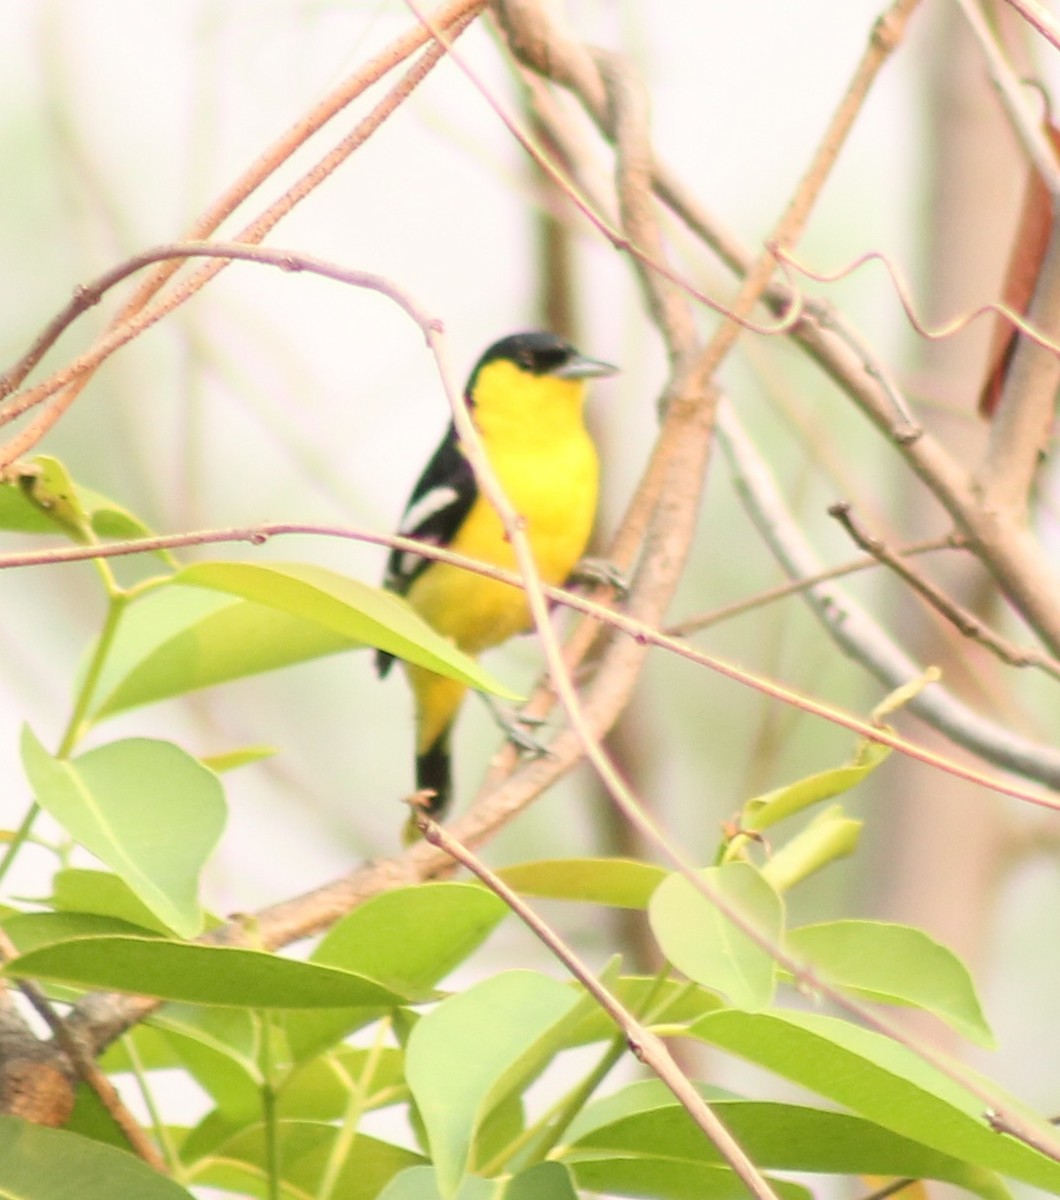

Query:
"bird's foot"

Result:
[[482, 696, 554, 758], [569, 556, 630, 597]]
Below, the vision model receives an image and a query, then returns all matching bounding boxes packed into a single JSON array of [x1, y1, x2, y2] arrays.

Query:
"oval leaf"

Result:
[[89, 585, 363, 720], [565, 1079, 1009, 1200], [648, 863, 783, 1009], [406, 971, 579, 1198], [692, 1010, 1060, 1193], [180, 560, 519, 697], [496, 858, 667, 909], [786, 920, 994, 1047], [0, 1115, 194, 1198], [313, 883, 507, 991], [21, 731, 225, 938], [740, 741, 890, 835], [284, 883, 509, 1062], [4, 935, 407, 1008], [51, 867, 198, 935]]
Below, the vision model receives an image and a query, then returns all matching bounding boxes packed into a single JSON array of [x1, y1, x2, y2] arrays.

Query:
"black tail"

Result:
[[416, 733, 452, 818]]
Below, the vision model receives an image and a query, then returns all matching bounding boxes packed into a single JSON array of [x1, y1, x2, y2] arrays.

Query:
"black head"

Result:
[[466, 331, 616, 397]]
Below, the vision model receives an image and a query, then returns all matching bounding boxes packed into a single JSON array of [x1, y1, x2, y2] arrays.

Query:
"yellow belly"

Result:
[[405, 430, 599, 656]]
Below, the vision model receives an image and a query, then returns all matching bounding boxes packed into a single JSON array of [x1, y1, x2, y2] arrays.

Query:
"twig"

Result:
[[774, 243, 1060, 367], [0, 930, 165, 1168], [677, 0, 925, 401], [713, 403, 1060, 790], [829, 501, 1060, 683], [0, 1, 482, 468], [956, 0, 1060, 515], [417, 816, 783, 1200], [0, 243, 437, 422], [593, 50, 697, 364], [665, 535, 961, 637], [2, 517, 1057, 801], [408, 0, 803, 339], [1000, 0, 1060, 50]]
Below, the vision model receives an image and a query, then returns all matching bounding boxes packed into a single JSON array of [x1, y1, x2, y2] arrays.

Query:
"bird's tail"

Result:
[[406, 665, 467, 834], [416, 735, 452, 817]]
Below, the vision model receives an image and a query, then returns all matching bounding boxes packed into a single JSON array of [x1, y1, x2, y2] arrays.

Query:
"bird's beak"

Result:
[[554, 354, 619, 381]]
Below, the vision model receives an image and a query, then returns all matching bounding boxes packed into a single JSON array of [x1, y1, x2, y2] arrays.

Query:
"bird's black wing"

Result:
[[376, 423, 477, 677]]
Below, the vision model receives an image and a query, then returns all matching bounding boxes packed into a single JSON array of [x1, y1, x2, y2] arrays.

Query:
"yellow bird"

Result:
[[377, 331, 616, 822]]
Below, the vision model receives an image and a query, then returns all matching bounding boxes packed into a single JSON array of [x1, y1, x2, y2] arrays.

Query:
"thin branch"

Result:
[[418, 817, 783, 1200], [956, 0, 1060, 514], [408, 0, 804, 339], [0, 1, 482, 468], [713, 403, 1060, 790], [829, 501, 1060, 683], [0, 930, 164, 1168], [665, 535, 962, 637], [1, 243, 437, 419], [1000, 0, 1060, 49], [677, 0, 925, 401], [2, 518, 1058, 801], [774, 243, 1060, 366], [593, 50, 698, 363]]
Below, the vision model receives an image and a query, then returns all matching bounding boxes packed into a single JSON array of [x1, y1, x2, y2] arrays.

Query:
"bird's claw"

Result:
[[482, 696, 554, 758], [570, 556, 630, 597]]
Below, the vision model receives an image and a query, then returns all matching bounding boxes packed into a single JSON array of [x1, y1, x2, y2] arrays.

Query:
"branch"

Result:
[[829, 501, 1060, 683], [956, 0, 1060, 514], [0, 0, 483, 468], [715, 402, 1060, 789], [420, 819, 783, 1200], [2, 519, 1056, 801]]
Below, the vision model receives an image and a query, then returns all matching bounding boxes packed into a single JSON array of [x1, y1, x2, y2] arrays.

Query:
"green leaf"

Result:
[[564, 1079, 1009, 1200], [200, 745, 276, 773], [0, 464, 72, 534], [4, 936, 407, 1008], [739, 740, 890, 834], [2, 910, 162, 954], [691, 1009, 1060, 1192], [504, 1162, 579, 1200], [75, 482, 155, 543], [406, 971, 580, 1198], [786, 920, 994, 1047], [180, 560, 519, 696], [0, 457, 92, 541], [0, 1115, 195, 1198], [313, 883, 508, 991], [280, 883, 508, 1065], [88, 585, 357, 720], [648, 863, 783, 1009], [277, 1046, 408, 1121], [189, 1122, 424, 1200], [21, 731, 225, 938], [0, 456, 157, 549], [379, 1166, 498, 1200], [50, 867, 193, 935], [758, 805, 861, 892], [569, 1157, 809, 1200], [496, 858, 667, 908], [149, 1006, 263, 1120]]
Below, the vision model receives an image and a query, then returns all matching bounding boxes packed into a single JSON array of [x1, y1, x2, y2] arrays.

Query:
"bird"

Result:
[[376, 330, 617, 830]]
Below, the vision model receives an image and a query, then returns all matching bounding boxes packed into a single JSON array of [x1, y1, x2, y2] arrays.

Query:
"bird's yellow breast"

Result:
[[406, 362, 599, 655]]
